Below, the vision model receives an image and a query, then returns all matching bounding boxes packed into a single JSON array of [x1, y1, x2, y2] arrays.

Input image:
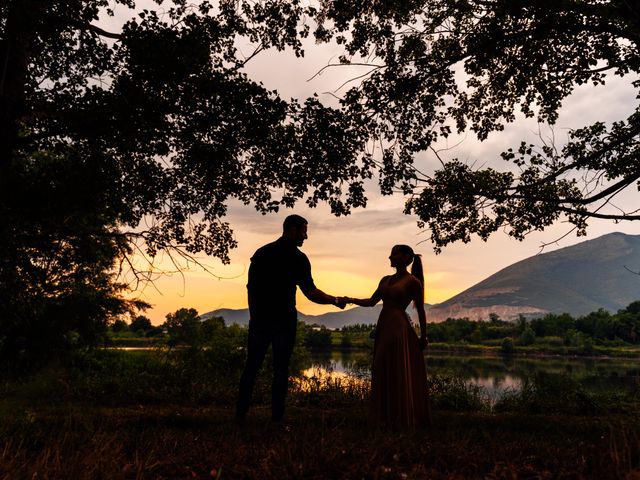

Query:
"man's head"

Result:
[[282, 214, 308, 247]]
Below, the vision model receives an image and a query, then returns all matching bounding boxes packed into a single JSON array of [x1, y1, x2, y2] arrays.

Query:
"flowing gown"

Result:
[[370, 274, 431, 428]]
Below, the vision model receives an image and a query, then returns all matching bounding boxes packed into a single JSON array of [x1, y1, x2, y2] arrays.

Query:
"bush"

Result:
[[501, 337, 514, 354], [492, 373, 624, 415], [428, 374, 487, 411], [304, 325, 332, 348], [130, 315, 152, 333], [518, 326, 536, 346], [340, 333, 352, 348]]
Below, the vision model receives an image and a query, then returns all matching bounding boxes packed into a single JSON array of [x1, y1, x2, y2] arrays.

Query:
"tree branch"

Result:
[[88, 24, 122, 40]]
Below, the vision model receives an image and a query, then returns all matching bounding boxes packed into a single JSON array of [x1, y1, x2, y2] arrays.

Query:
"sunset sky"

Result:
[[104, 3, 640, 324]]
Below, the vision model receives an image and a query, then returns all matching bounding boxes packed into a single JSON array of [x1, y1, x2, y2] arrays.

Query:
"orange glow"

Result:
[[127, 261, 465, 324]]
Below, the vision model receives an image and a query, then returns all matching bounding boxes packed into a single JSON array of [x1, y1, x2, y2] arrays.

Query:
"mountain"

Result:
[[201, 305, 385, 329], [428, 232, 640, 320], [202, 233, 640, 327]]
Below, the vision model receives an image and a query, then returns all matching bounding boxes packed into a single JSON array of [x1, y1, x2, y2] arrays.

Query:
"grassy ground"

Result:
[[2, 402, 639, 479], [3, 350, 638, 478]]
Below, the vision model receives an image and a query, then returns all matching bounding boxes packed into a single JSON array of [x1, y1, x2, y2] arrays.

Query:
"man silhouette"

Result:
[[235, 214, 346, 424]]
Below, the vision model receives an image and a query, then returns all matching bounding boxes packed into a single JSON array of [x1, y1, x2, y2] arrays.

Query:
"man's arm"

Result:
[[305, 288, 346, 309]]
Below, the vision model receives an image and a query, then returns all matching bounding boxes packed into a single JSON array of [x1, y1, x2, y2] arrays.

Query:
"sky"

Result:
[[102, 2, 640, 324]]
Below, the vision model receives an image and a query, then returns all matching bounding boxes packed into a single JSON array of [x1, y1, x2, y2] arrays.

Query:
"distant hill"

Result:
[[200, 305, 385, 329], [202, 233, 640, 327], [429, 232, 640, 320]]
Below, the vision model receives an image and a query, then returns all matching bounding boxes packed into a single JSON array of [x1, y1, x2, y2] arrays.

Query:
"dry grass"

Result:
[[2, 351, 640, 479], [1, 403, 639, 479]]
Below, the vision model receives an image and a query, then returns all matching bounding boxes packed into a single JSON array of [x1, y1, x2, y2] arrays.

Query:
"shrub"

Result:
[[501, 337, 514, 354], [518, 326, 536, 346]]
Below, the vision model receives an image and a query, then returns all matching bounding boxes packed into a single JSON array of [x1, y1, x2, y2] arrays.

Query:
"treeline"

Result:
[[429, 301, 640, 350], [111, 312, 376, 350], [110, 308, 341, 353], [109, 301, 640, 354]]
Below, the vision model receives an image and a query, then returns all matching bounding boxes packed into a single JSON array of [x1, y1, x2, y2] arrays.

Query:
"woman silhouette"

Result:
[[345, 245, 430, 428]]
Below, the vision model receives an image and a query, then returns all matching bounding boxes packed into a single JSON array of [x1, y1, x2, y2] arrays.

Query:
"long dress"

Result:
[[370, 274, 431, 428]]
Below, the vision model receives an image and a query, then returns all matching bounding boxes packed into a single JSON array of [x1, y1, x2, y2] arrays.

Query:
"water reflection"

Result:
[[306, 351, 640, 397]]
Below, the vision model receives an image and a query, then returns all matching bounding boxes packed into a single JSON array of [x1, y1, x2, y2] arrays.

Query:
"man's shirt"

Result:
[[247, 237, 316, 323]]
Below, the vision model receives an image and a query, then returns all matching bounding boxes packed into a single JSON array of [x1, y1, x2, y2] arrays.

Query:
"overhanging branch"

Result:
[[88, 24, 122, 40]]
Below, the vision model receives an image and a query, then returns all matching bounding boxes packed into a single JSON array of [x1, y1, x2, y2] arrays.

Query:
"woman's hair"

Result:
[[395, 244, 425, 292]]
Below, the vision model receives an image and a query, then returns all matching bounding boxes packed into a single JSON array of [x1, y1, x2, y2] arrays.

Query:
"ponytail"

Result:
[[411, 254, 424, 309], [411, 253, 424, 287]]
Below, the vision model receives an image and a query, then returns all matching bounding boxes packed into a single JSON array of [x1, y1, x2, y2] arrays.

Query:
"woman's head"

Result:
[[390, 244, 424, 286], [391, 244, 414, 266]]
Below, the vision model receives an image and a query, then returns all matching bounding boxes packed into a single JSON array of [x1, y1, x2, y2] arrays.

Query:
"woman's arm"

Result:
[[347, 294, 380, 307], [412, 278, 428, 349], [345, 278, 385, 307]]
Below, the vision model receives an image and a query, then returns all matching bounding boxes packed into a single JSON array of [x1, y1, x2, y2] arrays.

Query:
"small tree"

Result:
[[501, 337, 515, 354], [518, 326, 536, 346], [304, 325, 332, 349], [111, 319, 129, 333], [130, 315, 152, 333], [516, 315, 527, 335], [340, 332, 352, 348], [582, 337, 595, 355], [164, 308, 201, 347], [201, 316, 225, 342]]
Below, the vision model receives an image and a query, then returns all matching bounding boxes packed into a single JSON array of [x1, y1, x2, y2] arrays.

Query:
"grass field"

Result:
[[2, 349, 639, 478], [2, 403, 639, 479]]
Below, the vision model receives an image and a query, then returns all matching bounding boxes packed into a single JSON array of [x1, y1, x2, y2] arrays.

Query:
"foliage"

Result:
[[313, 0, 640, 250], [518, 326, 536, 346], [0, 0, 380, 361], [340, 332, 353, 348], [500, 337, 515, 354], [110, 319, 128, 333], [340, 323, 376, 333], [494, 372, 640, 415], [427, 374, 487, 411], [1, 0, 375, 261], [302, 324, 333, 349], [5, 0, 640, 361], [427, 302, 640, 349], [164, 308, 202, 346], [129, 315, 152, 333], [428, 316, 517, 343]]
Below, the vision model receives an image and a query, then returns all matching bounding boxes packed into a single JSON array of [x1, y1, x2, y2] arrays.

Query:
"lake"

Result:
[[306, 350, 640, 399]]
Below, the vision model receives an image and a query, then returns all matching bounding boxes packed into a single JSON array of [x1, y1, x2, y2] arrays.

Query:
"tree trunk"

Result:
[[0, 0, 46, 168]]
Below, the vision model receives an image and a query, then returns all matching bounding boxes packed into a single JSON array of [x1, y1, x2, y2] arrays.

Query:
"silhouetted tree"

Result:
[[130, 315, 152, 333], [164, 308, 201, 346], [111, 319, 129, 333], [501, 337, 515, 354], [518, 326, 536, 346], [304, 325, 333, 348], [0, 0, 371, 361], [623, 301, 640, 316], [313, 0, 640, 250]]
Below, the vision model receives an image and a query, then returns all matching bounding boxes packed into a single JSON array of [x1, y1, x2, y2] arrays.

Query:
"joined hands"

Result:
[[335, 296, 358, 309], [334, 296, 348, 309]]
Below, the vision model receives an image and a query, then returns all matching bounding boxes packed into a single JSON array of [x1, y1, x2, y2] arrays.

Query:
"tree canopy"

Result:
[[2, 0, 639, 359], [0, 0, 374, 358], [313, 0, 640, 250]]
